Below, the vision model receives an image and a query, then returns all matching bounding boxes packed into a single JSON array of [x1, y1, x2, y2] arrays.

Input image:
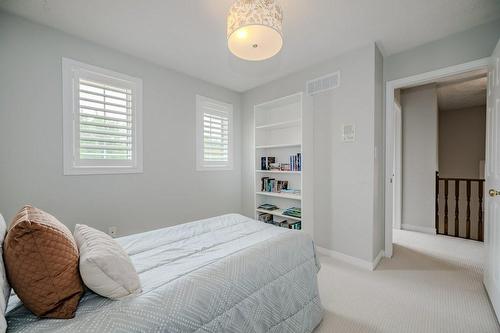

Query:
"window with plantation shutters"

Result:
[[63, 58, 143, 175], [196, 95, 233, 170], [203, 112, 229, 161]]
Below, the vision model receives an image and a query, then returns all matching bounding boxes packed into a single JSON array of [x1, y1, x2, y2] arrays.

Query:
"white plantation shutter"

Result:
[[78, 78, 133, 161], [196, 95, 233, 170], [203, 112, 229, 162], [63, 58, 143, 175]]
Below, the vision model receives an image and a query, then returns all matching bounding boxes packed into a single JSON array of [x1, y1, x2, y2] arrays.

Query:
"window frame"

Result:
[[196, 95, 234, 171], [62, 58, 143, 175]]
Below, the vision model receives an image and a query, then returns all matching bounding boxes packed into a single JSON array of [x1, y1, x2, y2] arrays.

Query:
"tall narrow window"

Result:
[[196, 95, 233, 170], [62, 58, 143, 175]]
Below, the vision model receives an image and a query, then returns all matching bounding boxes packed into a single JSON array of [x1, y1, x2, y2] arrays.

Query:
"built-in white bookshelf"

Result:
[[254, 92, 303, 230]]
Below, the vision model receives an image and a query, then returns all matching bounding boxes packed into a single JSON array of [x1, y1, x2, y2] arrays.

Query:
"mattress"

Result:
[[5, 214, 323, 332]]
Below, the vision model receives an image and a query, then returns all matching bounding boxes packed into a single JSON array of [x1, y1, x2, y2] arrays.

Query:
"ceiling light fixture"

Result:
[[227, 0, 283, 61]]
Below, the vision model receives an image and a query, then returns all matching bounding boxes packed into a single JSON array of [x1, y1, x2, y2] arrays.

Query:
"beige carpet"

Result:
[[314, 229, 500, 333]]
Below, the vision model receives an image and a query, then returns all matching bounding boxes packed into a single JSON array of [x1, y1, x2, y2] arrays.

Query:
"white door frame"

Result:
[[393, 100, 402, 230], [384, 58, 490, 257]]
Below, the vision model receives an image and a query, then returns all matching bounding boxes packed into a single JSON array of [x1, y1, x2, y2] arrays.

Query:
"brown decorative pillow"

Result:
[[3, 205, 84, 318]]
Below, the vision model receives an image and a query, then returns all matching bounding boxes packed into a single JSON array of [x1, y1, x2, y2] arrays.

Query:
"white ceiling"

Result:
[[1, 0, 500, 92], [437, 75, 487, 111]]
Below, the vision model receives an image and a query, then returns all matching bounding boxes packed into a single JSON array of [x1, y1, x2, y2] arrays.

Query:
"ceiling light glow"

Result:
[[227, 0, 283, 61]]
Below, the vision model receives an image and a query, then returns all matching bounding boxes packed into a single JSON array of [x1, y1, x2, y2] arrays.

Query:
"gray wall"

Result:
[[242, 44, 384, 262], [0, 12, 242, 236], [384, 19, 500, 82], [401, 85, 438, 232], [439, 106, 486, 179]]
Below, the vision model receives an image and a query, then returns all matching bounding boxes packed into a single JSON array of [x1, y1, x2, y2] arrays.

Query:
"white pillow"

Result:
[[0, 214, 11, 333], [74, 224, 141, 300]]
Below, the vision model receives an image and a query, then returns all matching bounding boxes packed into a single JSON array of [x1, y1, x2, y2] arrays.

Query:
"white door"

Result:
[[484, 39, 500, 318]]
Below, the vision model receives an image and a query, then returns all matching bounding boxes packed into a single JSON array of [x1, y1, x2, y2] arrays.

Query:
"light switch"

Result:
[[342, 124, 355, 142]]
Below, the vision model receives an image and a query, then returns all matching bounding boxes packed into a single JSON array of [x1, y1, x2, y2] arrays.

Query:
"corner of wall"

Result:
[[372, 43, 386, 260]]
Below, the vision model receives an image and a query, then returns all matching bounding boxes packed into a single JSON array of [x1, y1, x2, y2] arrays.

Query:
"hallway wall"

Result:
[[401, 84, 438, 233], [439, 106, 486, 179]]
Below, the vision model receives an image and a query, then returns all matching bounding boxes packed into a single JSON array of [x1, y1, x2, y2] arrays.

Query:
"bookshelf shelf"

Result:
[[256, 170, 301, 174], [255, 143, 301, 149], [256, 208, 301, 221], [255, 119, 301, 130], [256, 191, 301, 200]]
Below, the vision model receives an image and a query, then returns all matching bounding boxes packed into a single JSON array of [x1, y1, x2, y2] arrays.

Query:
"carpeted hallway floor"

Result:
[[314, 229, 500, 333]]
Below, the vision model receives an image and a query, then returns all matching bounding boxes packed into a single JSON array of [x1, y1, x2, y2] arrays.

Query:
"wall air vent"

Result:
[[306, 71, 340, 96]]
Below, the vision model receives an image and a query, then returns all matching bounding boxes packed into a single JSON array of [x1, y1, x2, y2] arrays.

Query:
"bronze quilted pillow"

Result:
[[3, 205, 84, 318]]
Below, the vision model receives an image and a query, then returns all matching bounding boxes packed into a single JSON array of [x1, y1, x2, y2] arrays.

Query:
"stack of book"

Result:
[[260, 156, 300, 172], [257, 213, 302, 230], [283, 207, 301, 218], [277, 220, 301, 230], [258, 213, 273, 223], [287, 221, 302, 230], [258, 204, 278, 210], [260, 156, 275, 170], [290, 153, 301, 171], [280, 189, 301, 195], [280, 163, 291, 171], [261, 178, 288, 192]]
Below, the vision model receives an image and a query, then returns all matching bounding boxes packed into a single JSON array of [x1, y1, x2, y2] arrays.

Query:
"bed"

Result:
[[5, 214, 323, 332]]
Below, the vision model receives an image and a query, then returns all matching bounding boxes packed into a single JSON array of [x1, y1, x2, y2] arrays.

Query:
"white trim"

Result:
[[393, 101, 402, 230], [196, 95, 234, 171], [372, 250, 385, 270], [386, 58, 490, 91], [484, 272, 500, 321], [401, 224, 437, 235], [384, 57, 490, 258], [316, 246, 384, 271], [62, 57, 143, 175]]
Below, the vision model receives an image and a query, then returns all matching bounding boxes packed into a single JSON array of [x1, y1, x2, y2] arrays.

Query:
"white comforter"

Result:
[[6, 214, 323, 332]]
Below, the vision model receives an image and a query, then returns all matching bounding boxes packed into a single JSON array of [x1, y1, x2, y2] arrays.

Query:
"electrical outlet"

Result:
[[108, 226, 118, 237]]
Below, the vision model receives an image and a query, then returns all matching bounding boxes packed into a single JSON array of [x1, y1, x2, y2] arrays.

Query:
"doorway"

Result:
[[385, 58, 490, 257], [436, 74, 487, 240]]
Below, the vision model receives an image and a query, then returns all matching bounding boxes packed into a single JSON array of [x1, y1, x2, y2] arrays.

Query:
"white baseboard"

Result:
[[372, 250, 384, 270], [401, 224, 437, 235], [316, 246, 385, 271]]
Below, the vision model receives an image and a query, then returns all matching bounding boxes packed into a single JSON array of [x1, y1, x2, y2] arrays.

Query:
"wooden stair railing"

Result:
[[435, 172, 484, 241]]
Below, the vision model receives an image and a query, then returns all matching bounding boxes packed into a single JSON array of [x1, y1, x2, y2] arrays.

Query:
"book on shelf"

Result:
[[281, 163, 291, 171], [283, 207, 301, 218], [260, 157, 299, 172], [261, 177, 289, 193], [280, 189, 301, 195], [269, 162, 281, 170], [258, 203, 278, 210], [288, 221, 301, 230], [260, 156, 276, 170], [279, 220, 301, 230], [258, 212, 302, 230], [289, 153, 301, 171], [258, 213, 273, 223]]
